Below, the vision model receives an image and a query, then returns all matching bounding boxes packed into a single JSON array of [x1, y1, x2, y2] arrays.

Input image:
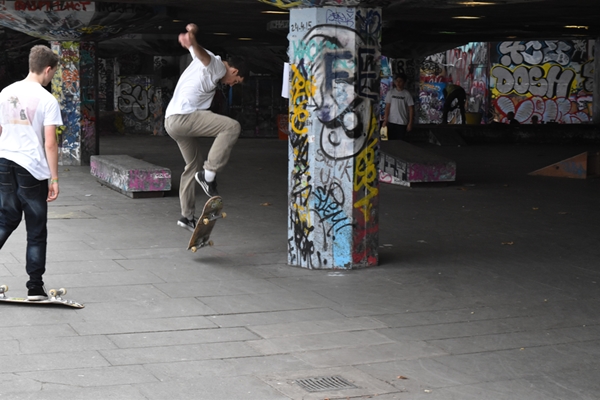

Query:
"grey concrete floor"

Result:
[[1, 134, 599, 399]]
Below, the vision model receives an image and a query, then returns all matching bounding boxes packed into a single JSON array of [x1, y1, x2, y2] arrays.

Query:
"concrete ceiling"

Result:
[[2, 0, 599, 75]]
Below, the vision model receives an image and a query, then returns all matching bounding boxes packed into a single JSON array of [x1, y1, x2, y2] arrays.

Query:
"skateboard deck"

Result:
[[187, 195, 226, 252], [0, 285, 84, 308]]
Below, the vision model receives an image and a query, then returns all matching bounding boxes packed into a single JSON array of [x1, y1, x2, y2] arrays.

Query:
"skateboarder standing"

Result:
[[165, 23, 248, 231], [383, 73, 415, 140], [0, 45, 62, 300]]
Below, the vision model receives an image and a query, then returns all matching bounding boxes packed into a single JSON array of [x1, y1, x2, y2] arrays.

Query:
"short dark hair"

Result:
[[227, 55, 249, 80], [29, 45, 59, 74], [394, 72, 408, 82]]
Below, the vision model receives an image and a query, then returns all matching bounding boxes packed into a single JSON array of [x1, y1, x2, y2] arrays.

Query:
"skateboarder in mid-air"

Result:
[[165, 23, 249, 232], [0, 45, 62, 300]]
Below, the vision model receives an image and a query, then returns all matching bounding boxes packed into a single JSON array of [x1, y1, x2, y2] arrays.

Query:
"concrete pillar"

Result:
[[287, 6, 382, 269], [51, 41, 98, 165], [594, 38, 600, 125]]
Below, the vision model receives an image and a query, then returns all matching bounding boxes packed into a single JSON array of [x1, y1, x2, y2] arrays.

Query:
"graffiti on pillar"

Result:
[[288, 8, 380, 269], [418, 42, 489, 124], [50, 41, 96, 164], [117, 76, 164, 135], [79, 41, 96, 162], [51, 41, 80, 164], [490, 40, 594, 124]]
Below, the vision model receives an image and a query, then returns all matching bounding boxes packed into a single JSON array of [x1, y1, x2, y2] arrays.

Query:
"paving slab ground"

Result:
[[1, 134, 599, 399]]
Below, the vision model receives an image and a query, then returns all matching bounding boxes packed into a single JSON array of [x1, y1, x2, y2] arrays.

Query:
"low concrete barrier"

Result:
[[90, 155, 171, 198], [378, 141, 456, 187]]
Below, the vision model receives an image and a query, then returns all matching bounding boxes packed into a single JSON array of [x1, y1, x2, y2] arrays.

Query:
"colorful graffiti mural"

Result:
[[287, 7, 380, 269], [51, 40, 96, 165], [418, 42, 489, 124], [490, 40, 594, 124]]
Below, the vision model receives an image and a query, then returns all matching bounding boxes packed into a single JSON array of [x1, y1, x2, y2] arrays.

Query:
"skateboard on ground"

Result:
[[0, 285, 84, 308], [187, 195, 226, 252]]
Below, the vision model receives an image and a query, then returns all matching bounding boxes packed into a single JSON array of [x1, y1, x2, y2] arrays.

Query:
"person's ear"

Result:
[[230, 67, 239, 77]]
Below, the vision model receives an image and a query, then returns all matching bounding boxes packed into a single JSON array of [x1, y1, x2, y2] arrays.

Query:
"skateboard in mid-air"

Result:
[[0, 285, 84, 308], [187, 195, 226, 252]]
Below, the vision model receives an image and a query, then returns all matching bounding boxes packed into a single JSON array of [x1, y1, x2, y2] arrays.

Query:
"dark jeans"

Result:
[[442, 86, 467, 124], [387, 123, 407, 140], [0, 158, 48, 288]]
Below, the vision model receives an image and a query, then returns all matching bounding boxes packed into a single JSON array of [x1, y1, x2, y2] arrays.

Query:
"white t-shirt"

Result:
[[165, 47, 227, 118], [0, 80, 63, 180], [385, 88, 414, 125]]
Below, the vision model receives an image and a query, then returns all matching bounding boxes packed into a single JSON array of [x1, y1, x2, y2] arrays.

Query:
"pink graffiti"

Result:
[[494, 94, 591, 124]]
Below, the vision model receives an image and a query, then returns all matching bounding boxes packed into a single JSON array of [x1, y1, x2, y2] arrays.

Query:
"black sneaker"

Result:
[[195, 171, 219, 197], [177, 216, 197, 232], [27, 286, 48, 301]]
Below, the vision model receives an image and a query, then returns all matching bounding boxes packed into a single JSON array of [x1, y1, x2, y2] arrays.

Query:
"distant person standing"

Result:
[[164, 23, 248, 232], [506, 111, 520, 125], [383, 73, 414, 140], [442, 83, 466, 124], [0, 45, 62, 300]]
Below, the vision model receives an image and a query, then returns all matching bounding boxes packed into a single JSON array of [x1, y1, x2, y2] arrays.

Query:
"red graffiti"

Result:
[[14, 1, 91, 12]]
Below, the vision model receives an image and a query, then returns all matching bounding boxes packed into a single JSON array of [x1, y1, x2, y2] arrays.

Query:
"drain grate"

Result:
[[295, 376, 358, 392]]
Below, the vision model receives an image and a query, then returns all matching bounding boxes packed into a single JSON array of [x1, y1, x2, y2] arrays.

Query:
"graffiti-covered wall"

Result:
[[490, 40, 594, 124], [418, 42, 489, 124], [51, 40, 96, 165], [287, 7, 380, 269], [116, 75, 163, 135]]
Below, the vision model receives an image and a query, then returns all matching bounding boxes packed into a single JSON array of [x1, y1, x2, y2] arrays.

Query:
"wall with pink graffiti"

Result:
[[418, 42, 489, 124], [490, 40, 594, 124]]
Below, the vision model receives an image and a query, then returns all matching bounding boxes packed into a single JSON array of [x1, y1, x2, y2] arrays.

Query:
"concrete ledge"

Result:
[[378, 140, 456, 187], [90, 155, 171, 198]]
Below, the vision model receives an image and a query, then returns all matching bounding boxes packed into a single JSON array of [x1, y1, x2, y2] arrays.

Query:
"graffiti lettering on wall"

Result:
[[288, 9, 380, 269], [0, 1, 95, 40], [491, 40, 594, 124], [13, 1, 92, 12], [117, 76, 164, 135], [418, 42, 489, 124]]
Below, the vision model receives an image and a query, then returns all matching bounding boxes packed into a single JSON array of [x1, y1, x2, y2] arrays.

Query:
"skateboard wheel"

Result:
[[59, 288, 67, 296], [221, 212, 227, 219], [203, 218, 210, 225], [0, 285, 7, 292], [191, 246, 198, 252], [208, 240, 214, 246], [49, 289, 57, 297]]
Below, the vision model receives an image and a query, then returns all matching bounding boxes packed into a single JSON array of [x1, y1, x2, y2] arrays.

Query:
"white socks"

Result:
[[204, 169, 216, 182]]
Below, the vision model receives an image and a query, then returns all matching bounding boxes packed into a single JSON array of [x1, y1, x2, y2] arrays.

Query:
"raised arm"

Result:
[[178, 23, 211, 66]]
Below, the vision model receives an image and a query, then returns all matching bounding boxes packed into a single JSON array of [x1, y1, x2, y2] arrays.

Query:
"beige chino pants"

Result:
[[165, 110, 240, 218]]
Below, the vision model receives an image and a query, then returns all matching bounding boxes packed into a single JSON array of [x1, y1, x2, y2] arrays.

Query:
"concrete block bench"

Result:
[[378, 140, 456, 187], [90, 155, 171, 198]]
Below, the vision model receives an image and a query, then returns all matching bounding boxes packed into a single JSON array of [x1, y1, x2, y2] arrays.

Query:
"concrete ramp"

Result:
[[529, 151, 600, 179], [378, 141, 456, 187]]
